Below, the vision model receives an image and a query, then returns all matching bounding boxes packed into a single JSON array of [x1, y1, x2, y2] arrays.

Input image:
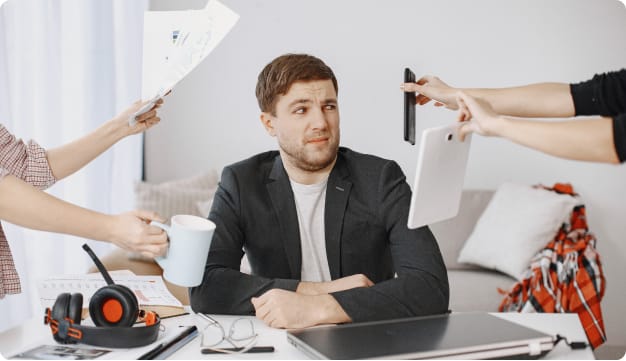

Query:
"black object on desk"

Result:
[[201, 346, 275, 354], [138, 325, 198, 360]]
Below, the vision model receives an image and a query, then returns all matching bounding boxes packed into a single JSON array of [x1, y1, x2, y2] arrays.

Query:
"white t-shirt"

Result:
[[290, 178, 332, 282]]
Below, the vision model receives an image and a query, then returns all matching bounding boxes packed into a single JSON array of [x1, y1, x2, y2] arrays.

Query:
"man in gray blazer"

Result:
[[190, 54, 449, 329]]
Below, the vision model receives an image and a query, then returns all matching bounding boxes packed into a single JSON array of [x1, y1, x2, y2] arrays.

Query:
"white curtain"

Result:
[[0, 0, 148, 331]]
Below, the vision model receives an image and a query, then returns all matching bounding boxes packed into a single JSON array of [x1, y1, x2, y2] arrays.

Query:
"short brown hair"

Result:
[[255, 54, 338, 114]]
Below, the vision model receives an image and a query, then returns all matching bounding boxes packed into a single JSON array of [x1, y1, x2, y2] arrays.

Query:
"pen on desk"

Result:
[[138, 343, 164, 360], [151, 325, 198, 360], [201, 346, 275, 354]]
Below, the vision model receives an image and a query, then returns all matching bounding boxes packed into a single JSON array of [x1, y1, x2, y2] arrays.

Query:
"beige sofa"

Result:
[[430, 190, 516, 312]]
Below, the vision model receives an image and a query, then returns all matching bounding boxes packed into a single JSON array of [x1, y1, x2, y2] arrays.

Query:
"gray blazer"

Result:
[[190, 147, 449, 322]]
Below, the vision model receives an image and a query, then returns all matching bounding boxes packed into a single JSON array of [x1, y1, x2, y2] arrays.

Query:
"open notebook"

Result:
[[287, 312, 554, 359]]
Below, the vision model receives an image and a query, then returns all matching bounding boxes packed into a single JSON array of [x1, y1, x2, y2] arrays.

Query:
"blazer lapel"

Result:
[[325, 155, 352, 280], [266, 156, 302, 278]]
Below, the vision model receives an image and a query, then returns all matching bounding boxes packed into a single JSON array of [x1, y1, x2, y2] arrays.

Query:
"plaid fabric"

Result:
[[498, 183, 606, 349], [0, 124, 56, 298]]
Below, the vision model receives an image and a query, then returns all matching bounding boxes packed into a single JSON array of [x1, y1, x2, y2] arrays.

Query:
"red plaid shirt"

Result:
[[0, 125, 56, 298], [499, 184, 606, 349]]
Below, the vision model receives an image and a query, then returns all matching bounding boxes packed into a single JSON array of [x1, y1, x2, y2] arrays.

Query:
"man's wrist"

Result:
[[315, 294, 351, 324], [297, 281, 327, 295]]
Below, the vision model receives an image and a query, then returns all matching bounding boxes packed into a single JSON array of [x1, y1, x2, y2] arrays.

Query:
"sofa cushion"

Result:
[[457, 183, 578, 280], [134, 170, 219, 221], [447, 269, 515, 312], [429, 190, 494, 271]]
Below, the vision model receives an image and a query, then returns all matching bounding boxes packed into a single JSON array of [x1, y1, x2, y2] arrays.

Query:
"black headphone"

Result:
[[44, 244, 161, 348]]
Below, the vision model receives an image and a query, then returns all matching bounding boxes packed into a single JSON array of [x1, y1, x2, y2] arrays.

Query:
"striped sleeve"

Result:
[[0, 125, 56, 189]]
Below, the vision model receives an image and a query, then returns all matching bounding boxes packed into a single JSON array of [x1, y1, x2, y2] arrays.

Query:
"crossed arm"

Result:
[[250, 274, 372, 328]]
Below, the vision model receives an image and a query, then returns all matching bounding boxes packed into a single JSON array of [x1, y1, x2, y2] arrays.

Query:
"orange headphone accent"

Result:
[[102, 298, 123, 323], [141, 309, 158, 326]]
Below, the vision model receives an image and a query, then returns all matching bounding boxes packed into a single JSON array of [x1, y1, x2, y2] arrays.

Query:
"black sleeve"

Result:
[[613, 114, 626, 163], [330, 161, 450, 321], [570, 69, 626, 116], [189, 166, 299, 315], [570, 69, 626, 163]]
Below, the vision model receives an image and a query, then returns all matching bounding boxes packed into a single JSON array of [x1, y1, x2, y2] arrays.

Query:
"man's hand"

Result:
[[401, 75, 458, 110], [297, 274, 374, 295], [251, 289, 351, 329]]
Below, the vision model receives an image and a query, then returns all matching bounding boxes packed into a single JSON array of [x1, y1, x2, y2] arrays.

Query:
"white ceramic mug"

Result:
[[150, 215, 215, 287]]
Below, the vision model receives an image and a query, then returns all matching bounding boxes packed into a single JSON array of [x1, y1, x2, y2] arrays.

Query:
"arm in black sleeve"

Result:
[[330, 161, 449, 321], [570, 69, 626, 163], [570, 69, 626, 116], [189, 166, 299, 315]]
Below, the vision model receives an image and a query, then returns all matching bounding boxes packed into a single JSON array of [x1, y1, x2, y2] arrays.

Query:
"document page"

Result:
[[38, 271, 183, 310], [141, 0, 240, 100]]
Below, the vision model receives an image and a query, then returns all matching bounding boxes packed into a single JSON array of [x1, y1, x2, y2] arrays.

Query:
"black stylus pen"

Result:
[[201, 346, 275, 354], [138, 325, 198, 360], [138, 343, 164, 360]]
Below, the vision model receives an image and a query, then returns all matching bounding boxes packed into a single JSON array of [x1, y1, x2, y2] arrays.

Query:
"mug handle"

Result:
[[150, 221, 170, 270]]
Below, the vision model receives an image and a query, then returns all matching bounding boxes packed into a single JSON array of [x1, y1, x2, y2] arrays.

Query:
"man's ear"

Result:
[[260, 112, 276, 136]]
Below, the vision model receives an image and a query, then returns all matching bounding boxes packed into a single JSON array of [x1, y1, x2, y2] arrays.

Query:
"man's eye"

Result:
[[325, 104, 337, 110], [294, 108, 306, 114]]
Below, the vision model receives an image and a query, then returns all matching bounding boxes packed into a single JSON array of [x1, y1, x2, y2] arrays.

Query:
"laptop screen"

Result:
[[287, 312, 554, 359]]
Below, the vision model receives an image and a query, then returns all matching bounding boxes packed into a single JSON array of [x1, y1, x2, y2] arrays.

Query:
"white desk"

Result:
[[0, 312, 594, 359]]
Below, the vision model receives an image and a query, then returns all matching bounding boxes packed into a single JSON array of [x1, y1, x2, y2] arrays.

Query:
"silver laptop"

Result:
[[287, 312, 554, 359]]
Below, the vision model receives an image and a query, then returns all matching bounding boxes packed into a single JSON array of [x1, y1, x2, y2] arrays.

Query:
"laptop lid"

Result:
[[287, 313, 554, 360], [407, 124, 472, 229]]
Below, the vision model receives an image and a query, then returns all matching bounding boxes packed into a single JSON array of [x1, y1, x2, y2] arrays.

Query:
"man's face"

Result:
[[261, 79, 340, 172]]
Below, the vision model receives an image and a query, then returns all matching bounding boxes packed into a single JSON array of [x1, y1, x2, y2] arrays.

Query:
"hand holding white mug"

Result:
[[150, 215, 216, 287]]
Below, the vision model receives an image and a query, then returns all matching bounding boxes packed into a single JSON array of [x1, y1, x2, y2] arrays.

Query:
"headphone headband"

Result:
[[45, 307, 161, 348]]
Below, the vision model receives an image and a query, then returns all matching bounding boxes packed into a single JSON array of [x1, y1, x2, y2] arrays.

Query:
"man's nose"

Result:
[[310, 107, 328, 130]]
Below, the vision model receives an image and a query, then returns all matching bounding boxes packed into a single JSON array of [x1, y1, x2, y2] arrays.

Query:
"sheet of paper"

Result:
[[141, 0, 240, 100], [38, 271, 183, 310]]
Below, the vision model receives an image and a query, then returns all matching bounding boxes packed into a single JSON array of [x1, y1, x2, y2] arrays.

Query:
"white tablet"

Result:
[[407, 124, 472, 229]]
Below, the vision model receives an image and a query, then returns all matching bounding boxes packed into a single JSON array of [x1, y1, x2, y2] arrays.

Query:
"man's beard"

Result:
[[279, 137, 339, 172]]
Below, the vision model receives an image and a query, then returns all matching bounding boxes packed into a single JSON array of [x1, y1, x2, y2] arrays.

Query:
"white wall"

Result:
[[148, 0, 626, 347]]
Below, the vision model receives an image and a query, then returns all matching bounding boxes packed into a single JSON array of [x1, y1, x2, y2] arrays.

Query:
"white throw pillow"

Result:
[[457, 182, 579, 280]]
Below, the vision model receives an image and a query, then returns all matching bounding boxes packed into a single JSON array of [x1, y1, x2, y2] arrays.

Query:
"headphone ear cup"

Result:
[[68, 293, 83, 325], [89, 284, 138, 327], [51, 293, 71, 343]]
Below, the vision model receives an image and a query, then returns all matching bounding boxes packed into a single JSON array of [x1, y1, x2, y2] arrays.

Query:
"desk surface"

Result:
[[0, 312, 594, 359]]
